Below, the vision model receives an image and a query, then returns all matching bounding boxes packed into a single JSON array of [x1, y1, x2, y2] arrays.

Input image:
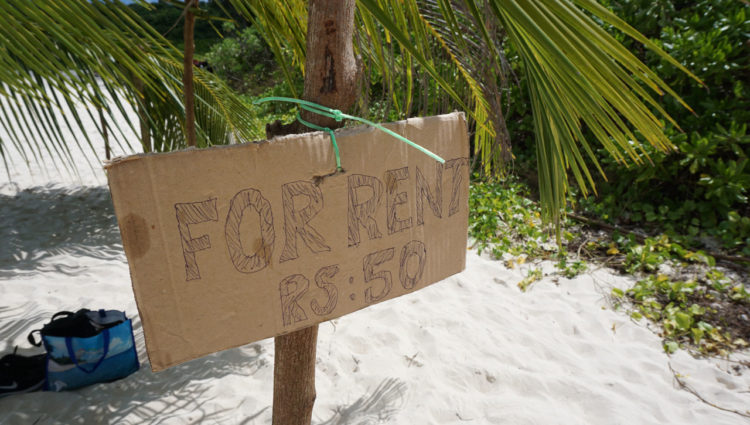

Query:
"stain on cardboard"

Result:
[[121, 213, 150, 259]]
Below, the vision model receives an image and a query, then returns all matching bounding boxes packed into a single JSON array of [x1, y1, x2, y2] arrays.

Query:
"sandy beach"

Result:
[[1, 103, 749, 424]]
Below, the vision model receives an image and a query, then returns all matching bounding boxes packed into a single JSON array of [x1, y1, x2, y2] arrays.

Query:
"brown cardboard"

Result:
[[105, 112, 470, 371]]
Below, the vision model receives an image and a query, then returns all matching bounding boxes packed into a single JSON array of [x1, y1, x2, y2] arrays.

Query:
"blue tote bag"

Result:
[[34, 309, 140, 392]]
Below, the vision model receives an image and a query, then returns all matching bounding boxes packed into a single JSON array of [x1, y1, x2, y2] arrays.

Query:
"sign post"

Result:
[[267, 3, 361, 422], [107, 3, 468, 424]]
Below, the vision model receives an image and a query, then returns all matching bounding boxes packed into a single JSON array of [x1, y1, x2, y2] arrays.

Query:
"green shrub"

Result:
[[468, 176, 553, 259], [206, 23, 277, 93], [613, 271, 750, 355], [572, 0, 750, 255]]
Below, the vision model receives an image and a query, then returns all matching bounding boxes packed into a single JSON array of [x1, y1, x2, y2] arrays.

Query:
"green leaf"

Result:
[[675, 312, 693, 331], [1, 0, 264, 170], [691, 327, 704, 345], [689, 304, 705, 316]]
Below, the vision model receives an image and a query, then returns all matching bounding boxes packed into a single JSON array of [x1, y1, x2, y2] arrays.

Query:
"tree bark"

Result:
[[299, 1, 359, 129], [133, 77, 151, 153], [272, 1, 359, 424], [97, 104, 110, 160], [266, 0, 359, 139], [183, 0, 197, 147]]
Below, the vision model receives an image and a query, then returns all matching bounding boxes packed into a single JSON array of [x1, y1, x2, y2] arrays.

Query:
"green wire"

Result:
[[253, 96, 446, 169], [296, 111, 341, 170]]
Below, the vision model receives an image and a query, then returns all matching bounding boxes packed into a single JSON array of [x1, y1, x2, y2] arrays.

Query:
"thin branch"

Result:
[[162, 2, 191, 38], [668, 361, 750, 419]]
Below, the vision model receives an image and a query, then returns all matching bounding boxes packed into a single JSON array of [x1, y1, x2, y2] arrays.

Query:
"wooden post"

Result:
[[271, 1, 359, 424], [183, 0, 197, 147]]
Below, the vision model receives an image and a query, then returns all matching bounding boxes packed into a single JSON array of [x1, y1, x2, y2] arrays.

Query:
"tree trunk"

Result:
[[133, 77, 151, 153], [97, 105, 110, 160], [298, 1, 359, 129], [183, 0, 197, 147], [271, 1, 358, 424]]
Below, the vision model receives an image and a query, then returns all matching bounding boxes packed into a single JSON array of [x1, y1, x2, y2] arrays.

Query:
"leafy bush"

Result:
[[128, 1, 230, 54], [206, 23, 277, 93], [573, 0, 750, 254], [468, 176, 553, 259], [613, 272, 750, 355]]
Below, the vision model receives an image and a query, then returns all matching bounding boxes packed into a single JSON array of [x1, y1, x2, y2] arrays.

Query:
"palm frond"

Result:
[[0, 0, 262, 173], [490, 0, 698, 231], [2, 0, 698, 237]]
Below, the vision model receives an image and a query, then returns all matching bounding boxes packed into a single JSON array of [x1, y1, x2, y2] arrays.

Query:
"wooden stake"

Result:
[[271, 1, 359, 424], [272, 327, 319, 425]]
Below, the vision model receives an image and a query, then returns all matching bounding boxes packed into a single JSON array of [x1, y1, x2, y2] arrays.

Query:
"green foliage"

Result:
[[468, 177, 593, 282], [517, 267, 543, 292], [575, 0, 750, 255], [556, 255, 587, 278], [206, 23, 276, 93], [468, 176, 552, 259], [469, 178, 748, 356], [0, 0, 264, 168], [237, 0, 699, 232], [610, 233, 715, 274], [128, 0, 234, 54], [242, 77, 302, 133], [613, 273, 750, 355]]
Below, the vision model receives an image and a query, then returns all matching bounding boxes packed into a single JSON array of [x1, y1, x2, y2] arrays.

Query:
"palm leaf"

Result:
[[0, 0, 263, 175], [1, 0, 698, 238], [489, 0, 698, 231]]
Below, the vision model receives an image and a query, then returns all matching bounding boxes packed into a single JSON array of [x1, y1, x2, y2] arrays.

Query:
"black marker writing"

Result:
[[279, 181, 330, 262], [385, 167, 412, 235], [311, 264, 339, 316], [415, 163, 442, 225], [363, 247, 395, 303], [175, 198, 218, 281], [225, 188, 274, 273], [399, 240, 426, 290], [348, 174, 384, 247], [445, 157, 469, 217], [279, 274, 309, 326]]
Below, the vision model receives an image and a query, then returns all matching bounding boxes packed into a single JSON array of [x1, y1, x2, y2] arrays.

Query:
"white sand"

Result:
[[1, 101, 749, 424]]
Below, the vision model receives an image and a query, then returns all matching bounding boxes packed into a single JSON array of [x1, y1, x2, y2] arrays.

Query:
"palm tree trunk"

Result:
[[134, 77, 151, 153], [272, 1, 359, 424], [183, 0, 197, 147], [97, 104, 110, 160]]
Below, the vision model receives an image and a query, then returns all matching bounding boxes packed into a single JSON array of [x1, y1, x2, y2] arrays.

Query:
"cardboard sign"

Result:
[[106, 112, 469, 371]]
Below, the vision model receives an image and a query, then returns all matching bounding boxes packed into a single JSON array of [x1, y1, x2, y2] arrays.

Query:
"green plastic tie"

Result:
[[296, 111, 341, 170], [253, 96, 445, 169]]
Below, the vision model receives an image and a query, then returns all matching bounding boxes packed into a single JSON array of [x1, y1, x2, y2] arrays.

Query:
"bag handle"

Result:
[[27, 311, 77, 346], [65, 328, 111, 374], [51, 311, 76, 321], [28, 329, 42, 347]]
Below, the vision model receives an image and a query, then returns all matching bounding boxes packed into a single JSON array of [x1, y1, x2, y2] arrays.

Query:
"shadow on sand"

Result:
[[0, 185, 409, 424], [317, 378, 407, 425], [1, 340, 269, 424], [0, 186, 123, 277]]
